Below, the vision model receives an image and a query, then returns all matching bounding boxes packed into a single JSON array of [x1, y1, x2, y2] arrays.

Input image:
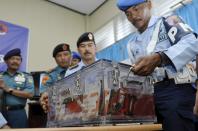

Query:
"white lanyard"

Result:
[[127, 19, 162, 63]]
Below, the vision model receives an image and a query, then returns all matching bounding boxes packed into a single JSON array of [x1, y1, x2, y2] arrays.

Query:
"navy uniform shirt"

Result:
[[0, 71, 34, 106], [41, 59, 99, 92], [40, 66, 67, 93]]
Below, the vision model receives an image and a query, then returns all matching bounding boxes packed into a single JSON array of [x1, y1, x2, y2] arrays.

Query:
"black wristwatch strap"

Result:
[[157, 52, 174, 67]]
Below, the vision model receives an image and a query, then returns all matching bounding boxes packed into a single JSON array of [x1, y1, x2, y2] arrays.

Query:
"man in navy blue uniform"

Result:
[[39, 43, 72, 93], [39, 43, 72, 113], [0, 48, 34, 128], [117, 0, 198, 131]]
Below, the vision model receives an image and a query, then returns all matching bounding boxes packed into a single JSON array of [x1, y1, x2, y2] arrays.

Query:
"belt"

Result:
[[5, 105, 25, 111], [156, 78, 174, 83], [153, 70, 174, 83]]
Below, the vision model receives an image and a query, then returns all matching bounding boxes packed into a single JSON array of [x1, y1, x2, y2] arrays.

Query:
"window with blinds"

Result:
[[94, 13, 135, 51], [94, 21, 115, 51], [115, 13, 136, 41]]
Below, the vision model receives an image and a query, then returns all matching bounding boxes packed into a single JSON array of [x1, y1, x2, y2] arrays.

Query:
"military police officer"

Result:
[[117, 0, 198, 131], [0, 48, 34, 128]]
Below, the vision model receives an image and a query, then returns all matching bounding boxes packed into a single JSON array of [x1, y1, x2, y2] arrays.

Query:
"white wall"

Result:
[[88, 0, 120, 32], [0, 0, 86, 71], [0, 0, 121, 71]]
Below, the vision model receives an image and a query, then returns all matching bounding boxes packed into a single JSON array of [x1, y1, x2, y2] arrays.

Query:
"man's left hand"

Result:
[[131, 53, 161, 76]]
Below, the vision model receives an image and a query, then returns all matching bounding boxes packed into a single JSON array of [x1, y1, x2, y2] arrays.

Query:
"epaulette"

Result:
[[69, 64, 79, 70]]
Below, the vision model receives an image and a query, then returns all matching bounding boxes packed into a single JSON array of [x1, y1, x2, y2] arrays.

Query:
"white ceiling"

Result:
[[48, 0, 191, 16], [48, 0, 106, 15]]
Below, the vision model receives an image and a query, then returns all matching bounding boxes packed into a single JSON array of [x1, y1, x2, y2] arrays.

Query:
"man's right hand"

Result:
[[39, 92, 49, 113], [131, 53, 161, 76]]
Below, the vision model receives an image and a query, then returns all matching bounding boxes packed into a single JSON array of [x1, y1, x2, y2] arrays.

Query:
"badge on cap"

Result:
[[88, 33, 93, 40], [62, 44, 68, 51]]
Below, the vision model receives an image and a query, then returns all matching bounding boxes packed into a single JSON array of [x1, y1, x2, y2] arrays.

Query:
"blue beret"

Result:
[[53, 43, 71, 57], [4, 48, 21, 61], [117, 0, 146, 11], [77, 32, 95, 47], [72, 51, 81, 61]]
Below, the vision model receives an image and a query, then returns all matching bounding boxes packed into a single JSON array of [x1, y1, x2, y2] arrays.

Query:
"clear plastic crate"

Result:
[[47, 59, 156, 127]]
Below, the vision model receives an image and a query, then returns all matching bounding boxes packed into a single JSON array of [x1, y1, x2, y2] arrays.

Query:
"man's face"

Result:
[[78, 41, 96, 61], [71, 58, 80, 67], [55, 51, 71, 68], [125, 1, 152, 32], [5, 56, 22, 71]]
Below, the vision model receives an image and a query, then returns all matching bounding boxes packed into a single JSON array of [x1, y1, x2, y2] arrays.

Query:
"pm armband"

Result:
[[163, 16, 193, 45]]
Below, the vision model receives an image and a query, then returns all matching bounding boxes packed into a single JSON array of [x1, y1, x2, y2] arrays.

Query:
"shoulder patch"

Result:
[[41, 74, 50, 85]]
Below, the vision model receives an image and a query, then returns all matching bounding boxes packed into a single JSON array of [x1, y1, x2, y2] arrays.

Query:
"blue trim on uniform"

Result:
[[176, 0, 198, 34], [117, 0, 146, 11], [96, 34, 131, 62]]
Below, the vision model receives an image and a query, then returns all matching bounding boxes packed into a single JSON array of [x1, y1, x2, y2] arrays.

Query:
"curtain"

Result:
[[176, 0, 198, 33], [96, 33, 133, 62]]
